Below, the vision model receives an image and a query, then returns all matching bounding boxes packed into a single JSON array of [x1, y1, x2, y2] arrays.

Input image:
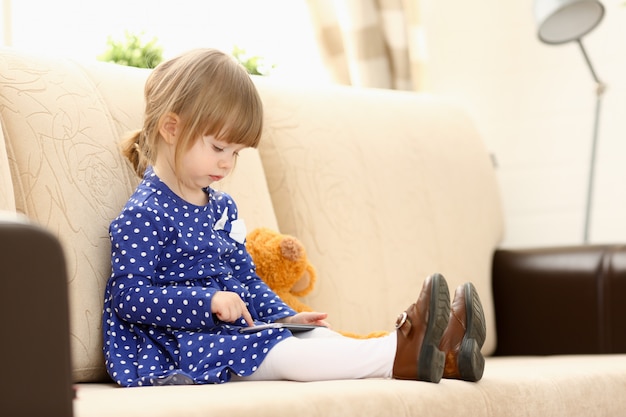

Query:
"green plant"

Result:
[[98, 31, 163, 69], [231, 46, 275, 76]]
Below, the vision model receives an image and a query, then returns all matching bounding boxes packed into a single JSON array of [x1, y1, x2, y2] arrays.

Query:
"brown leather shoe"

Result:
[[392, 273, 450, 383], [439, 282, 486, 382]]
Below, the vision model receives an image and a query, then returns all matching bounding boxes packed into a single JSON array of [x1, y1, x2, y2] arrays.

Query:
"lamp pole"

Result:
[[533, 0, 606, 244], [577, 39, 605, 244]]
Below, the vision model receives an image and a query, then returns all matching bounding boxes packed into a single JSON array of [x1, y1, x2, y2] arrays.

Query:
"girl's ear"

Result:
[[159, 112, 180, 144]]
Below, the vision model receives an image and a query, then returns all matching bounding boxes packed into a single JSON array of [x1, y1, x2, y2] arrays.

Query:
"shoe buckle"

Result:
[[395, 311, 408, 329]]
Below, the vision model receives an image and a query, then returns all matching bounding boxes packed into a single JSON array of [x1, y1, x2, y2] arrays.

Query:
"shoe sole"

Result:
[[417, 273, 451, 383], [457, 282, 486, 382]]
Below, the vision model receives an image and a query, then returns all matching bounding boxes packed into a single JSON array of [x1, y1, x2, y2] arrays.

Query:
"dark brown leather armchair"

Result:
[[0, 220, 74, 417], [493, 245, 626, 355]]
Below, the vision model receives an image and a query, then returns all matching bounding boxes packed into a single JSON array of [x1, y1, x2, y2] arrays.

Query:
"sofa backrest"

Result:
[[1, 47, 503, 382], [254, 78, 504, 354], [0, 124, 15, 211], [0, 48, 278, 382]]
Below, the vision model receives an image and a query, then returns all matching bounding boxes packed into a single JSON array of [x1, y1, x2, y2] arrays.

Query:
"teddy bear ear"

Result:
[[280, 237, 303, 261]]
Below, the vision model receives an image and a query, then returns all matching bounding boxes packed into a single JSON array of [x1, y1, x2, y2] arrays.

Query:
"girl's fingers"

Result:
[[242, 309, 254, 327], [308, 312, 328, 323], [213, 292, 254, 325]]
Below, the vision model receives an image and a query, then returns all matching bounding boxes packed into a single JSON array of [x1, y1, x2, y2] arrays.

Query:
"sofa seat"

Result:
[[73, 355, 626, 417]]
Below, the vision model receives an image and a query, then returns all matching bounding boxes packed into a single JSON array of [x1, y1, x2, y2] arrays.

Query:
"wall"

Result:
[[421, 0, 626, 248]]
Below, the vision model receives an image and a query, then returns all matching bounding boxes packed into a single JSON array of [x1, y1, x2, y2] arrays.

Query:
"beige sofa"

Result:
[[1, 47, 625, 417]]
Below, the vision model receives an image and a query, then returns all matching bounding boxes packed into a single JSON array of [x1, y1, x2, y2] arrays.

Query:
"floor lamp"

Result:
[[533, 0, 606, 244]]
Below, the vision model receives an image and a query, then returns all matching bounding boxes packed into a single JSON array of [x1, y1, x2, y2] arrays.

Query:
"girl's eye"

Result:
[[212, 145, 224, 152]]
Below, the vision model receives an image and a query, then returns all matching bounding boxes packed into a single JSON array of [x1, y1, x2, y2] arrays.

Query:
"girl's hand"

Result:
[[211, 291, 254, 326], [279, 311, 330, 328]]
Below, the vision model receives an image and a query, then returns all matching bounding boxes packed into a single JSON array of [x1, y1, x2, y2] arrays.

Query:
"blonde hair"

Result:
[[122, 48, 264, 177]]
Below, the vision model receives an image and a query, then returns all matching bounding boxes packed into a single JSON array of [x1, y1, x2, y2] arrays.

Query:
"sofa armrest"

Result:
[[492, 244, 626, 356], [0, 214, 74, 417]]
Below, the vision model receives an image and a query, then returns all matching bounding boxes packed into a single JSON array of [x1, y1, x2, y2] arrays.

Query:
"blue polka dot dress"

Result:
[[102, 167, 297, 386]]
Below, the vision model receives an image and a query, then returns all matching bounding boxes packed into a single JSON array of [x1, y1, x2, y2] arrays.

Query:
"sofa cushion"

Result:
[[0, 122, 15, 211], [73, 355, 626, 417], [0, 50, 146, 382], [254, 78, 503, 354], [0, 48, 278, 382]]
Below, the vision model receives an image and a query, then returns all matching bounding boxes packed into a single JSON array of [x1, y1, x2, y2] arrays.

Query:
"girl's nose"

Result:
[[218, 156, 233, 170]]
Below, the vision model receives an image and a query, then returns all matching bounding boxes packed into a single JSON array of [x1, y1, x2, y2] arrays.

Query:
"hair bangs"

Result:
[[174, 50, 264, 160], [196, 85, 263, 149]]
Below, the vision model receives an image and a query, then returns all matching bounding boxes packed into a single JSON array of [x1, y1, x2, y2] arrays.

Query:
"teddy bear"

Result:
[[246, 227, 387, 339], [246, 227, 317, 313]]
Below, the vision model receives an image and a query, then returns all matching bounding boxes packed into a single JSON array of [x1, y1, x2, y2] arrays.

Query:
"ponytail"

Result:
[[120, 129, 149, 178]]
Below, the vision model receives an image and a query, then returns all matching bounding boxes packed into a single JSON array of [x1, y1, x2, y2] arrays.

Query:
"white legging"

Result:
[[239, 327, 397, 382]]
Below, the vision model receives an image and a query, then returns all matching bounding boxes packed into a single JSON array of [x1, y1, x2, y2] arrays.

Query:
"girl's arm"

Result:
[[230, 242, 298, 323], [109, 277, 220, 330]]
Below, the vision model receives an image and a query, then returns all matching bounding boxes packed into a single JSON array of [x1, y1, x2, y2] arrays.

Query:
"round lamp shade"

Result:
[[534, 0, 604, 44]]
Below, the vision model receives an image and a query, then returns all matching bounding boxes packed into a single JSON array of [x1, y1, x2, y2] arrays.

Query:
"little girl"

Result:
[[102, 48, 486, 387]]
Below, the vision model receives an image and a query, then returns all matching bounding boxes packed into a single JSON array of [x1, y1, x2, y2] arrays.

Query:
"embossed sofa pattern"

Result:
[[1, 47, 626, 417]]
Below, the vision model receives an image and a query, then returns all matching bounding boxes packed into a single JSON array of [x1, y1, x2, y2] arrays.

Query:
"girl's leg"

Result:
[[242, 328, 397, 381], [238, 274, 459, 383]]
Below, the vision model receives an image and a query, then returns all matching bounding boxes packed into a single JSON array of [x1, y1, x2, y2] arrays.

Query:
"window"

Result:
[[3, 0, 329, 82]]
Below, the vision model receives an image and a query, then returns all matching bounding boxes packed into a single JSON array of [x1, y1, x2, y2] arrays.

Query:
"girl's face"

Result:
[[154, 112, 249, 205], [173, 135, 246, 202]]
